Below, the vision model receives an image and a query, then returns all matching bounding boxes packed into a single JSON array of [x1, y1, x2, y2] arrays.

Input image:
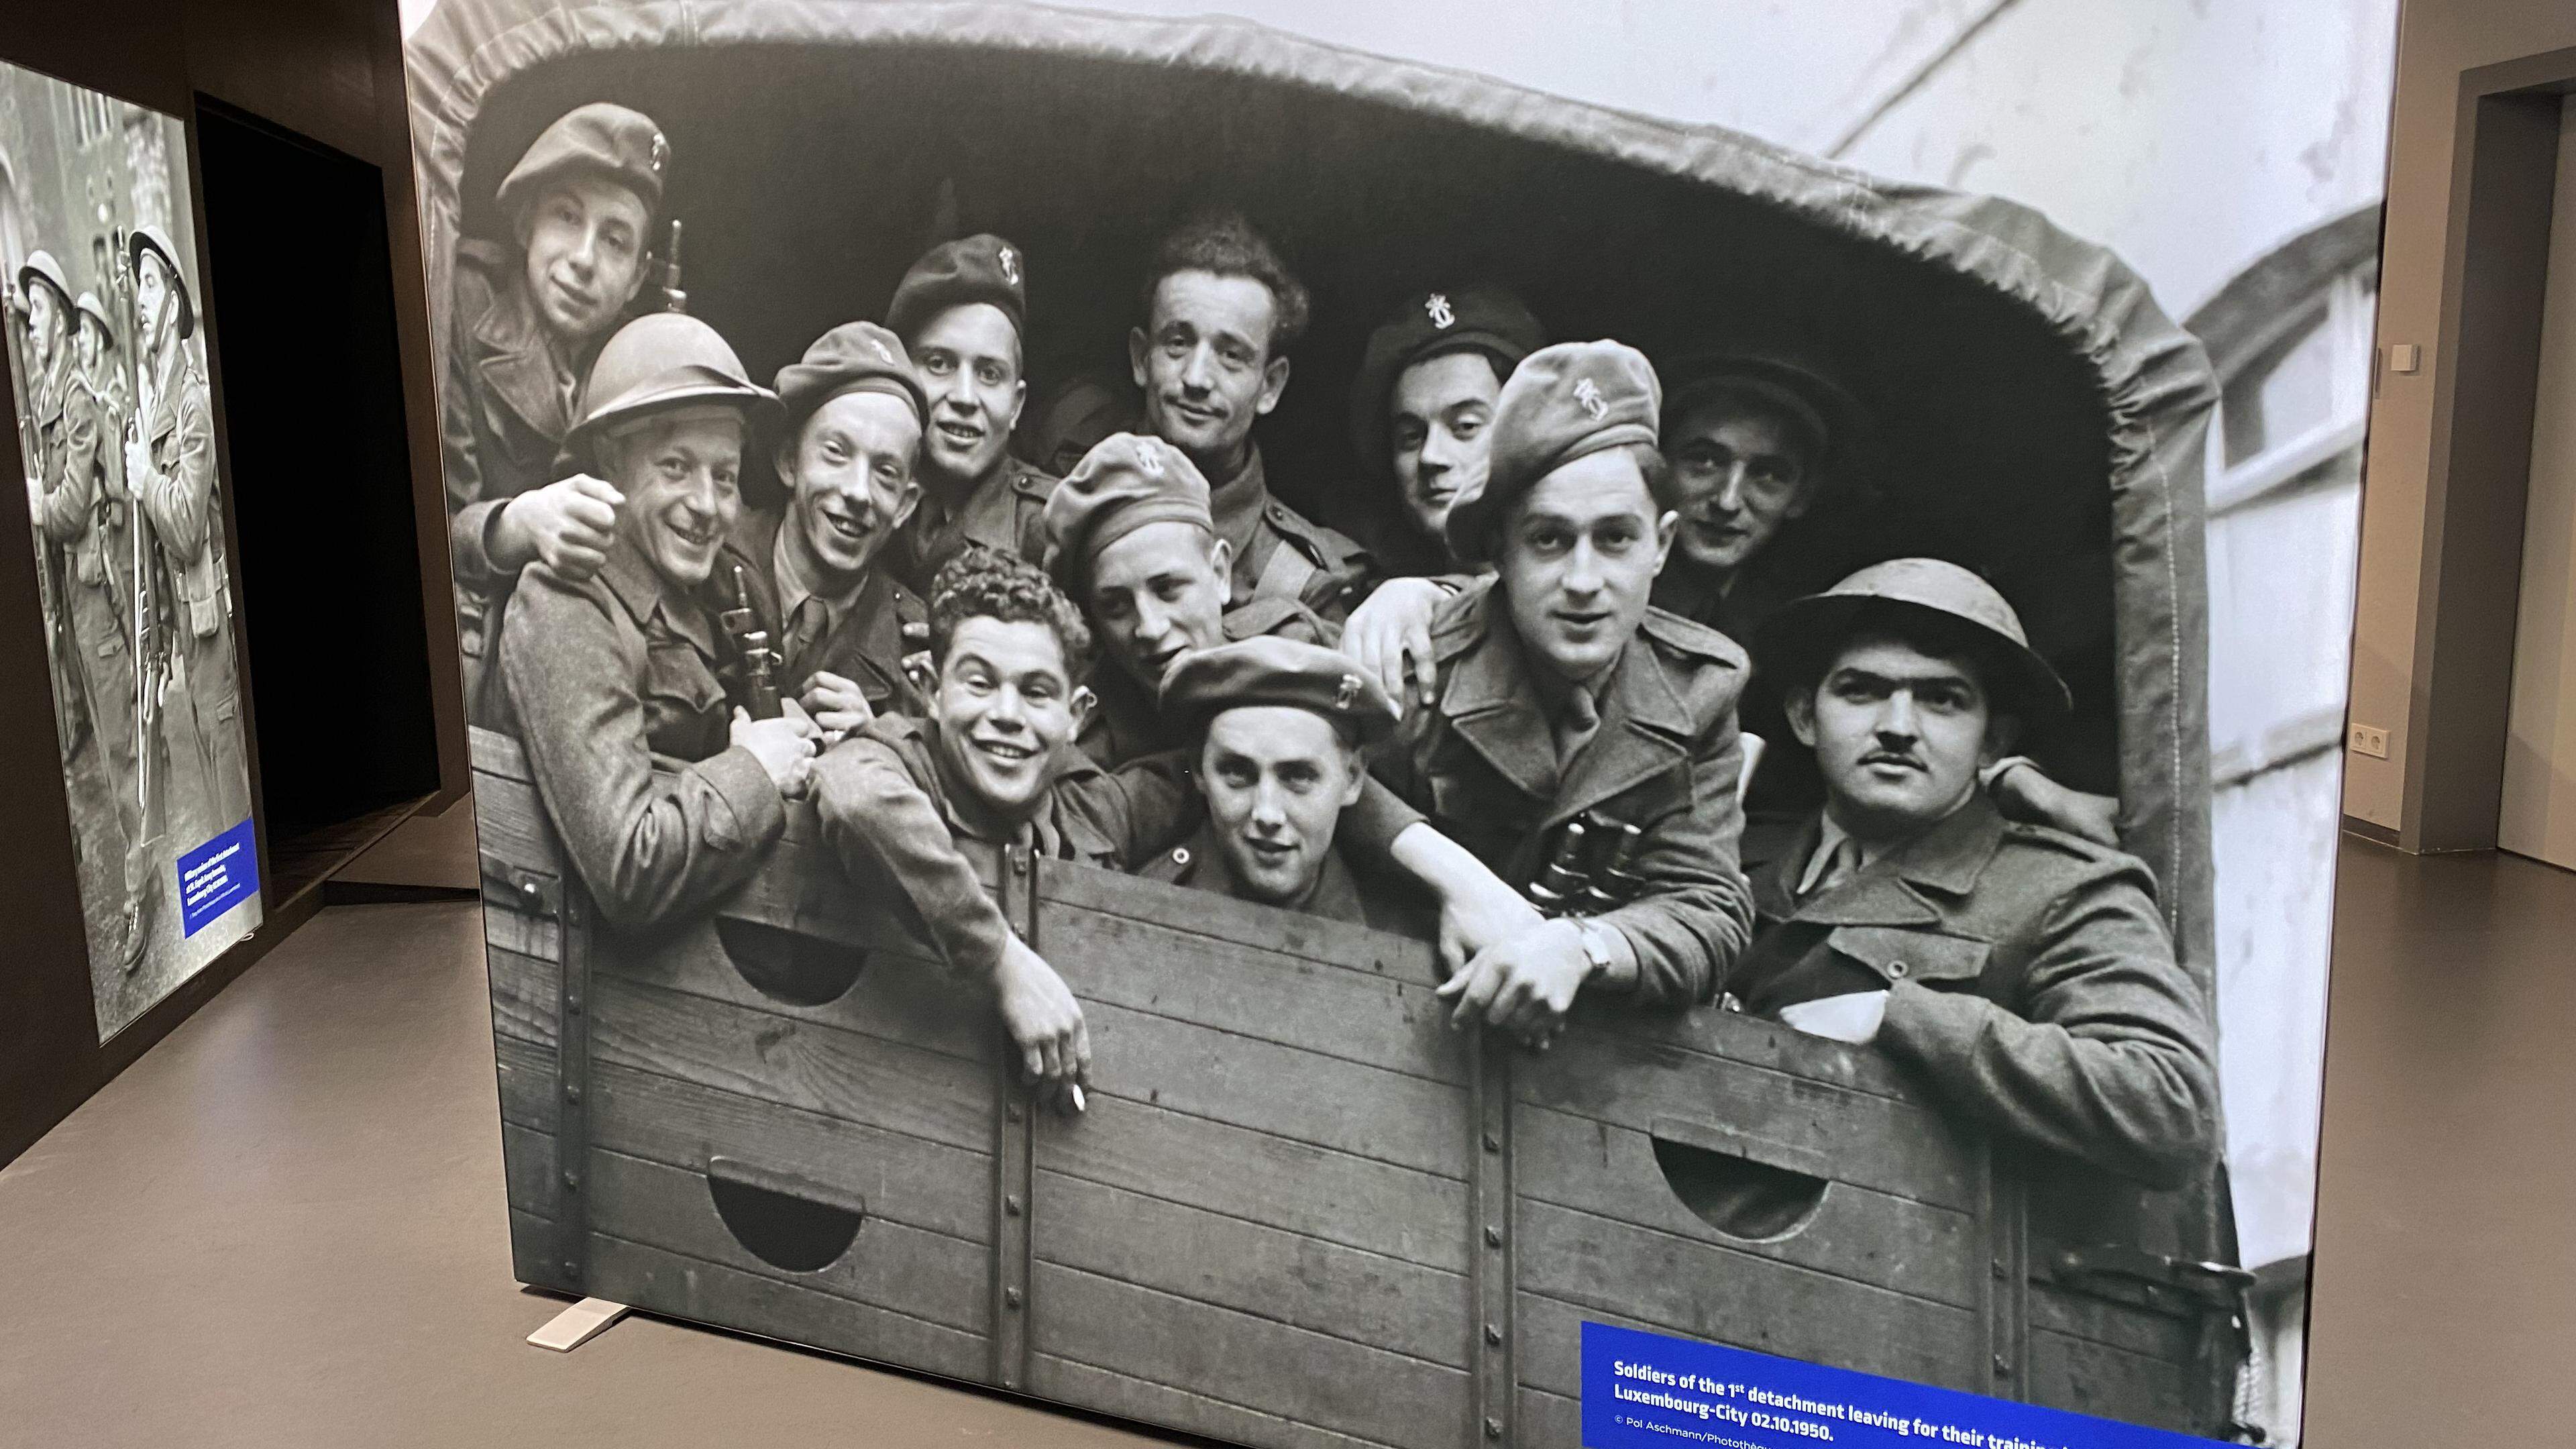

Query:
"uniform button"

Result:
[[1171, 847, 1191, 866], [1887, 961, 1909, 979]]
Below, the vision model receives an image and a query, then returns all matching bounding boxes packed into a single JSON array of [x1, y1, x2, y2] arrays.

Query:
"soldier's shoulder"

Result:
[[1425, 574, 1498, 662], [451, 237, 515, 311], [1006, 460, 1060, 500], [1223, 594, 1330, 644], [1638, 606, 1750, 669], [1265, 496, 1370, 572], [856, 709, 930, 753], [1988, 820, 2156, 894], [1137, 837, 1199, 885]]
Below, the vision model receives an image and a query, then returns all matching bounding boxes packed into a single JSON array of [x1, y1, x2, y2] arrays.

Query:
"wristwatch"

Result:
[[1571, 917, 1618, 983]]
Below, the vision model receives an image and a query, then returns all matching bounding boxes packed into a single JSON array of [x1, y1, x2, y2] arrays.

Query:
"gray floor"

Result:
[[1, 836, 2569, 1447]]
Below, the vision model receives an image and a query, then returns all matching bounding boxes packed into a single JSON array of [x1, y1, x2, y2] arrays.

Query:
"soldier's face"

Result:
[[133, 257, 171, 342], [1390, 351, 1501, 543], [603, 405, 745, 588], [1788, 634, 2013, 839], [911, 303, 1025, 486], [76, 319, 102, 371], [1086, 521, 1233, 689], [780, 390, 921, 586], [1664, 396, 1815, 575], [1130, 270, 1289, 474], [23, 286, 61, 368], [1495, 451, 1676, 687], [519, 176, 651, 346], [931, 616, 1084, 818], [1200, 706, 1363, 908]]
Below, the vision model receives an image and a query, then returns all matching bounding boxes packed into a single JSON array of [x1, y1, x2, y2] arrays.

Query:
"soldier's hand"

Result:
[[498, 474, 623, 582], [996, 934, 1092, 1098], [123, 432, 152, 488], [1340, 577, 1447, 714], [732, 705, 817, 797], [1434, 876, 1544, 978], [1986, 759, 2120, 847], [798, 671, 875, 737], [1438, 918, 1589, 1040]]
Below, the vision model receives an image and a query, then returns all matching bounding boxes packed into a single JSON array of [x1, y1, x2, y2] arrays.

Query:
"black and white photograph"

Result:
[[400, 1, 2396, 1445], [3, 58, 261, 1041]]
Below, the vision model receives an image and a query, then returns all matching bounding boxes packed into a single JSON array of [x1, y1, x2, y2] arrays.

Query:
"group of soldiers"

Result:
[[451, 103, 2217, 1190], [15, 222, 247, 970]]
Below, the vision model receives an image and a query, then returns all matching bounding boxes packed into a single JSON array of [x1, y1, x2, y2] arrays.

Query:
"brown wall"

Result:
[[0, 0, 462, 1165], [2347, 0, 2576, 843]]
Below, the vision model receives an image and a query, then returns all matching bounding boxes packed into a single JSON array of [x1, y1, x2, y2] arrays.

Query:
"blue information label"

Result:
[[176, 817, 260, 937], [1582, 1322, 2228, 1449]]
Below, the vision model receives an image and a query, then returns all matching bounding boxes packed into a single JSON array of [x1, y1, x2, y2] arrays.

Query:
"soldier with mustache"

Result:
[[442, 103, 671, 712], [880, 233, 1059, 595], [716, 321, 930, 734]]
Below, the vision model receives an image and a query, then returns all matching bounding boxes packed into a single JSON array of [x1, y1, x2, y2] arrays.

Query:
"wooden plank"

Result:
[[502, 1121, 558, 1220], [1031, 1262, 1474, 1449], [2026, 1280, 2200, 1362], [1042, 857, 1431, 978], [488, 943, 559, 1046], [593, 920, 994, 1066], [494, 1031, 556, 1132], [1043, 902, 1468, 1084], [1515, 1201, 1982, 1392], [1513, 1102, 1980, 1308], [2025, 1327, 2195, 1433], [586, 1148, 989, 1336], [1517, 1386, 1580, 1449], [1081, 1000, 1468, 1178], [589, 1061, 991, 1244], [706, 809, 953, 960], [469, 765, 558, 877], [1519, 1026, 1975, 1211], [1568, 998, 1924, 1103], [483, 903, 561, 965], [1517, 1293, 1982, 1403], [1033, 1170, 1471, 1369], [1032, 1354, 1405, 1449], [1038, 1092, 1469, 1271], [508, 1207, 570, 1292], [586, 1232, 989, 1384], [590, 975, 997, 1152], [470, 724, 533, 782]]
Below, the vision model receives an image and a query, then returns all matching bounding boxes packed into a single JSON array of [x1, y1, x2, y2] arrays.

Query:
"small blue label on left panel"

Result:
[[177, 817, 258, 936]]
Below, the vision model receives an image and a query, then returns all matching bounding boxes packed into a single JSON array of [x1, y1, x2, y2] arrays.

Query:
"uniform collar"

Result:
[[1765, 792, 2005, 926], [1207, 443, 1269, 563], [598, 535, 720, 657], [468, 267, 578, 441], [769, 504, 869, 630], [1175, 817, 1358, 919], [1438, 586, 1693, 813]]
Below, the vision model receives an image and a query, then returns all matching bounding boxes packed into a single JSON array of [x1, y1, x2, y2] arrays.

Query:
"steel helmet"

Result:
[[566, 312, 782, 455], [127, 225, 196, 339], [1754, 557, 2072, 724], [72, 290, 117, 344], [17, 249, 74, 319]]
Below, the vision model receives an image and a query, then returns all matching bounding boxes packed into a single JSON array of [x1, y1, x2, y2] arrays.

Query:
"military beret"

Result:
[[1042, 432, 1214, 593], [1444, 339, 1662, 566], [773, 321, 927, 432], [17, 250, 72, 313], [1660, 349, 1861, 468], [887, 233, 1028, 343], [72, 290, 116, 343], [1161, 635, 1397, 747], [1348, 287, 1545, 470], [125, 225, 195, 339], [496, 103, 668, 225]]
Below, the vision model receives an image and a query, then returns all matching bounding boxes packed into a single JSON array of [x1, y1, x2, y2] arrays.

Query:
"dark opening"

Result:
[[714, 916, 868, 1007], [706, 1157, 865, 1273], [1652, 1132, 1829, 1242], [194, 99, 439, 895]]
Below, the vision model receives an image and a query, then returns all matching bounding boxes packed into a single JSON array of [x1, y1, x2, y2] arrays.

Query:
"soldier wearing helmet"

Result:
[[490, 311, 818, 934], [23, 250, 148, 965], [1729, 558, 2217, 1189], [442, 103, 672, 699], [880, 233, 1061, 594], [124, 225, 252, 837]]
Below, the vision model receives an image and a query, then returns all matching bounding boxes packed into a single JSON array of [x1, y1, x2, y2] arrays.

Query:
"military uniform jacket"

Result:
[[1076, 595, 1331, 768], [885, 457, 1058, 597], [1357, 578, 1757, 1008], [1210, 447, 1375, 625], [496, 537, 787, 935], [134, 338, 224, 639], [812, 718, 1199, 981], [1732, 794, 2218, 1189], [1139, 818, 1425, 933], [30, 355, 120, 596], [443, 239, 586, 649], [718, 503, 926, 717]]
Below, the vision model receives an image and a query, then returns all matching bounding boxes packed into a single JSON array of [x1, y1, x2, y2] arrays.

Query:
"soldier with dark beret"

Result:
[[1142, 635, 1426, 931], [1728, 559, 2217, 1188], [1353, 339, 1759, 1040], [442, 102, 671, 706], [882, 233, 1061, 594], [492, 312, 818, 934], [1130, 209, 1375, 623], [1042, 431, 1331, 767], [716, 320, 929, 736]]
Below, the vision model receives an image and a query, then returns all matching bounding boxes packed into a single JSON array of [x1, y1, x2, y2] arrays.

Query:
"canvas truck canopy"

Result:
[[408, 0, 2216, 987]]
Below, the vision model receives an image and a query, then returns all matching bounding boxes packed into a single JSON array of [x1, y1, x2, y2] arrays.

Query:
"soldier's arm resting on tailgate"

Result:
[[1583, 708, 1758, 1010], [36, 389, 99, 544], [1874, 857, 2219, 1189], [500, 566, 788, 931]]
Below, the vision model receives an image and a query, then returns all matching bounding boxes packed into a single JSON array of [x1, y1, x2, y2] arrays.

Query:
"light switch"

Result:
[[2387, 343, 2420, 374]]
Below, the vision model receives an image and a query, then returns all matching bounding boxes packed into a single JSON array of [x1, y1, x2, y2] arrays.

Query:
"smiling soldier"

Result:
[[717, 321, 928, 733], [881, 233, 1059, 594], [443, 103, 670, 708], [1357, 339, 1758, 1042], [1130, 210, 1374, 623], [1729, 558, 2216, 1188]]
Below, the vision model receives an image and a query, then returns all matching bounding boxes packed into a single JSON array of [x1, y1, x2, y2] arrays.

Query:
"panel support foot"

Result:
[[527, 1297, 630, 1351]]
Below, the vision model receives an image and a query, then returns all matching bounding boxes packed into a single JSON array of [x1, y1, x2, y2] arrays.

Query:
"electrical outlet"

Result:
[[2348, 722, 2390, 759]]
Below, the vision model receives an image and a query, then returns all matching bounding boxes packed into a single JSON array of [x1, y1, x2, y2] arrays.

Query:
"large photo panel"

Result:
[[3, 60, 262, 1041], [403, 3, 2393, 1445]]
